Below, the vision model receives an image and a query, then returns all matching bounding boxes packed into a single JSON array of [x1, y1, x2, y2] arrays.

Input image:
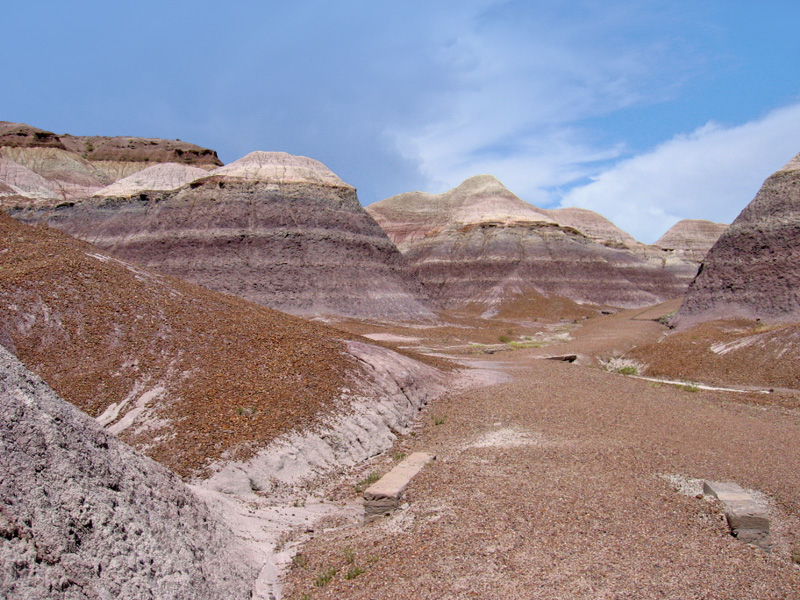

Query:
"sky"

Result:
[[3, 0, 800, 242]]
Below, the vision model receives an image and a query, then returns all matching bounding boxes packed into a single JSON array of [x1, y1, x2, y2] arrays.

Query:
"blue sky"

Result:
[[3, 1, 800, 242]]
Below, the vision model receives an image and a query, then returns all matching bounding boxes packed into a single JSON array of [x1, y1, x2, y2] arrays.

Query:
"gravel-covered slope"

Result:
[[0, 213, 354, 477], [0, 345, 257, 600], [0, 213, 445, 481]]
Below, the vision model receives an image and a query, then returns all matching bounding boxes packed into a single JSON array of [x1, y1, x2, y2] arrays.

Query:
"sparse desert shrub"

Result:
[[433, 415, 446, 425], [680, 383, 700, 392], [354, 472, 381, 493], [498, 334, 511, 343], [393, 451, 407, 461], [343, 547, 355, 564], [510, 340, 543, 349], [314, 566, 337, 588], [657, 310, 677, 326], [292, 553, 308, 569], [598, 355, 646, 376], [345, 566, 365, 580]]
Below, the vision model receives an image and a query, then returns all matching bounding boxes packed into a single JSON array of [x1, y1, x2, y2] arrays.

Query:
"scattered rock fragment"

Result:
[[363, 452, 436, 522], [703, 480, 771, 551]]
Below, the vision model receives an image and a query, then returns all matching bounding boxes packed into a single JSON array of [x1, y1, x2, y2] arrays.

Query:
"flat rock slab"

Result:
[[543, 354, 578, 363], [703, 480, 771, 551], [364, 452, 435, 522]]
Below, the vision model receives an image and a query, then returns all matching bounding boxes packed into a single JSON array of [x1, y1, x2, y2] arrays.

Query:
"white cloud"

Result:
[[560, 102, 800, 243], [386, 2, 694, 200]]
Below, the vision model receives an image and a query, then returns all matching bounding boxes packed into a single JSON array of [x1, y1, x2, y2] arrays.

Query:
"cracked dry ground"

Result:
[[284, 324, 800, 599]]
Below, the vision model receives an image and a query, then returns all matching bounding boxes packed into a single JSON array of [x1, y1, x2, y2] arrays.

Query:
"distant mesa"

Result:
[[209, 150, 351, 187], [12, 150, 434, 321], [367, 174, 556, 251], [540, 206, 638, 248], [0, 344, 257, 599], [675, 152, 800, 327], [655, 219, 728, 262], [368, 175, 687, 312], [59, 134, 222, 167], [0, 121, 66, 149], [0, 121, 221, 207]]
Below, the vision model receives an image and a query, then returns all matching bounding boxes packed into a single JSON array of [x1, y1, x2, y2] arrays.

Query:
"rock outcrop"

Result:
[[0, 213, 442, 479], [368, 176, 686, 312], [655, 219, 728, 263], [91, 162, 209, 198], [0, 122, 221, 207], [675, 153, 800, 327], [540, 206, 638, 248], [14, 151, 434, 320], [0, 121, 66, 149], [59, 134, 222, 168], [0, 345, 257, 600]]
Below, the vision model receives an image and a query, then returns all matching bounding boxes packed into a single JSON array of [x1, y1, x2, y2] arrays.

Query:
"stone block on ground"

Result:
[[703, 480, 771, 551], [363, 452, 435, 522]]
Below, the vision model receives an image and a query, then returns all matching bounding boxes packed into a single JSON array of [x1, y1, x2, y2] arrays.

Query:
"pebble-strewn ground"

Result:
[[284, 311, 800, 599]]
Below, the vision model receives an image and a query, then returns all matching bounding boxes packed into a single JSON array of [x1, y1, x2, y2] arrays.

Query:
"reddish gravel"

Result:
[[630, 319, 800, 393], [0, 214, 356, 478], [283, 314, 800, 600]]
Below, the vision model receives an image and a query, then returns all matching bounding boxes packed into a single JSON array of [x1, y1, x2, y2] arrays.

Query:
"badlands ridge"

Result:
[[1, 122, 799, 599]]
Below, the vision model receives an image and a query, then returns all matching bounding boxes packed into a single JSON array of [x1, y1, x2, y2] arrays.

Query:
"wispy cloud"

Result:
[[387, 2, 690, 199], [560, 102, 800, 243]]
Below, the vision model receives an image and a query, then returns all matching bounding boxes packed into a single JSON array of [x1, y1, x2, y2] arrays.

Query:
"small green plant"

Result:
[[292, 553, 308, 569], [510, 340, 543, 349], [235, 406, 256, 416], [343, 547, 355, 564], [344, 566, 365, 580], [680, 383, 700, 392], [498, 334, 511, 343], [355, 472, 381, 493], [598, 355, 646, 376], [393, 451, 407, 461], [432, 415, 446, 425], [301, 595, 311, 600], [657, 310, 677, 326], [314, 566, 337, 588]]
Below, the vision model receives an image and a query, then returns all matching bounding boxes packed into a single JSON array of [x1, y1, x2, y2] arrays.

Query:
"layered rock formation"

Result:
[[675, 153, 800, 327], [655, 219, 728, 262], [368, 174, 557, 251], [91, 162, 208, 198], [0, 121, 220, 206], [59, 134, 222, 168], [0, 345, 257, 599], [14, 151, 433, 320], [367, 175, 686, 312], [540, 206, 638, 248], [0, 213, 442, 479]]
